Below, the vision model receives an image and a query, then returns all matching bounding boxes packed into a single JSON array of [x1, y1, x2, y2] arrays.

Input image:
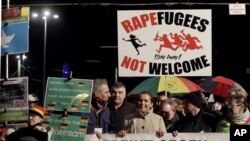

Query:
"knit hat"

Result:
[[183, 92, 202, 108], [29, 105, 47, 118]]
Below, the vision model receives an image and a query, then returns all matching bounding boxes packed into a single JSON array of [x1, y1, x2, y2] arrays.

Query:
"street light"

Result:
[[32, 10, 59, 101], [16, 54, 27, 77]]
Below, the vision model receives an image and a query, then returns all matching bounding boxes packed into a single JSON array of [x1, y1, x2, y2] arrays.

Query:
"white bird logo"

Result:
[[1, 30, 15, 48]]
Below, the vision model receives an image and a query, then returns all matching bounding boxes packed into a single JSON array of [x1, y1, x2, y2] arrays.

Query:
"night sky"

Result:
[[2, 3, 250, 101]]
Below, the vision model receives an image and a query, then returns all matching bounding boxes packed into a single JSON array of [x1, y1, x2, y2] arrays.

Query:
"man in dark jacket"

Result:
[[172, 92, 218, 137], [108, 82, 136, 133], [87, 79, 111, 138]]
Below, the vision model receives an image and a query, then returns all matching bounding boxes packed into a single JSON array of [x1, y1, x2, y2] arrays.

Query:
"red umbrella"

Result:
[[198, 76, 247, 98]]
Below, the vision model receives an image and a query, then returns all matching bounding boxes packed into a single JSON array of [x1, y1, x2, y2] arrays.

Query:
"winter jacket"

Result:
[[172, 109, 218, 132]]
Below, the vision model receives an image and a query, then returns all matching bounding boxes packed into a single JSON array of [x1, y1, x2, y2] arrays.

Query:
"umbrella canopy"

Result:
[[128, 76, 204, 97], [198, 76, 247, 98]]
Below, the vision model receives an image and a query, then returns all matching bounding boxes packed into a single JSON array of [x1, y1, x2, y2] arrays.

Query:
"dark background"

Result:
[[1, 1, 250, 102]]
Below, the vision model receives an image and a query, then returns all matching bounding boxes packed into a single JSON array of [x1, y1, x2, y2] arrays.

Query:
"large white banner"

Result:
[[85, 133, 229, 141], [118, 10, 212, 77]]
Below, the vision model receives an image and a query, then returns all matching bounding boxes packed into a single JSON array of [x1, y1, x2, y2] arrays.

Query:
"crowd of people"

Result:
[[86, 78, 250, 138], [2, 78, 250, 140]]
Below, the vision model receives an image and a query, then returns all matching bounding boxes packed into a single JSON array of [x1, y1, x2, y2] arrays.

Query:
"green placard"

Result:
[[0, 77, 29, 123], [44, 77, 93, 113], [43, 113, 88, 141], [0, 110, 28, 122]]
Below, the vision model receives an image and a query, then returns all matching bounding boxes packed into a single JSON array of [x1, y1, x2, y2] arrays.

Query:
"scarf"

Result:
[[227, 109, 250, 125], [91, 95, 108, 115]]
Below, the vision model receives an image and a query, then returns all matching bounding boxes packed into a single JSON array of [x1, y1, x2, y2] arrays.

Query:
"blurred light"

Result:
[[16, 54, 27, 77], [32, 10, 59, 20], [62, 62, 70, 78], [16, 54, 27, 60], [53, 15, 59, 19], [44, 11, 50, 16], [32, 13, 38, 18], [22, 54, 27, 60]]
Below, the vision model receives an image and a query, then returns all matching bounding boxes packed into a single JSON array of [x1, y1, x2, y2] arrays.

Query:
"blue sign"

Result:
[[1, 17, 29, 55]]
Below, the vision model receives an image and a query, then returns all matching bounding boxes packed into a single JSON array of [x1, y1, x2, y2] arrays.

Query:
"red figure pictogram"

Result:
[[180, 30, 203, 52], [170, 32, 185, 48], [153, 30, 203, 53], [154, 32, 178, 53]]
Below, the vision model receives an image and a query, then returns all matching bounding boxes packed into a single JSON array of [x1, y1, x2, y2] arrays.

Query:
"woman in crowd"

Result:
[[216, 94, 250, 132], [118, 91, 166, 137]]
